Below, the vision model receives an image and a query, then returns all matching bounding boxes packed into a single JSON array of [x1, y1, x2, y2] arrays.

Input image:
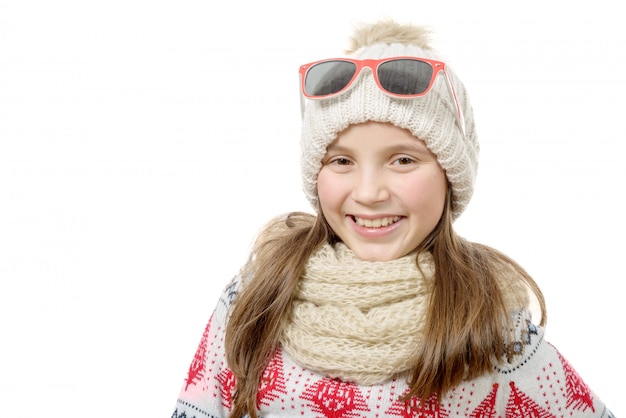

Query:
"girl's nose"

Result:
[[351, 169, 390, 205]]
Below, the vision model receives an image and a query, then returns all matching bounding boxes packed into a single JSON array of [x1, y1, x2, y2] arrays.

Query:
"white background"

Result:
[[1, 0, 624, 416]]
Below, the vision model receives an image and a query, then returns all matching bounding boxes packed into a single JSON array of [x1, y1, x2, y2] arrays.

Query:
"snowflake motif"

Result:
[[386, 392, 448, 418], [256, 350, 288, 408], [301, 378, 370, 418], [216, 368, 237, 409]]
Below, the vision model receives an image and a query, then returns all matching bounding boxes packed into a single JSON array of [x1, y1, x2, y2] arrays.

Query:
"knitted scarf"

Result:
[[280, 242, 434, 385]]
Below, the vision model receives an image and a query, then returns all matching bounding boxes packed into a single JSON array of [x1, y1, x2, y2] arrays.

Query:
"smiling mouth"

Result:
[[352, 216, 402, 228]]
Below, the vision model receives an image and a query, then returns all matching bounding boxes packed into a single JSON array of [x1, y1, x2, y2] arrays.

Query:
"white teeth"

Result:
[[355, 216, 401, 228]]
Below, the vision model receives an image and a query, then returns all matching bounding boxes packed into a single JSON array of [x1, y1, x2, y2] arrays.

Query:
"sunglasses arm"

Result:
[[300, 92, 306, 119], [442, 71, 466, 137], [299, 75, 306, 119]]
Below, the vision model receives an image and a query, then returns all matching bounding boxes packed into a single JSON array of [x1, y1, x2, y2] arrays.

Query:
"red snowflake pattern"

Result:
[[386, 392, 448, 418], [215, 367, 237, 409], [256, 350, 288, 408], [301, 378, 370, 418]]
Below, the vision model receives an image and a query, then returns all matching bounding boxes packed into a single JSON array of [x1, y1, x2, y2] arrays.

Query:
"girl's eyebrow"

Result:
[[386, 142, 432, 156], [325, 143, 350, 153], [326, 141, 432, 155]]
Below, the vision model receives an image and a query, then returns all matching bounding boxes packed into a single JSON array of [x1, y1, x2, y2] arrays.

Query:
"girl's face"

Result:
[[317, 122, 447, 261]]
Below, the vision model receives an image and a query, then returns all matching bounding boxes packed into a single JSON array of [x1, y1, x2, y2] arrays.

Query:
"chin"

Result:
[[351, 248, 403, 262]]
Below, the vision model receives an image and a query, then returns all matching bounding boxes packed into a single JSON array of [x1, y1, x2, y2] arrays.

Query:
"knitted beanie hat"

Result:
[[300, 21, 479, 220]]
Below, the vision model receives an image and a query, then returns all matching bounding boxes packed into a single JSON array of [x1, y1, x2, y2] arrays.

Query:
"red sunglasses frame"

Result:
[[298, 56, 466, 136]]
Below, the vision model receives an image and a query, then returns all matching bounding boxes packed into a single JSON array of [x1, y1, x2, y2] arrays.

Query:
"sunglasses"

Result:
[[299, 56, 466, 136]]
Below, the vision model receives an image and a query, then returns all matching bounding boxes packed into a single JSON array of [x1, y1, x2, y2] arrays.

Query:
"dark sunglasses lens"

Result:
[[304, 61, 357, 96], [377, 59, 433, 95]]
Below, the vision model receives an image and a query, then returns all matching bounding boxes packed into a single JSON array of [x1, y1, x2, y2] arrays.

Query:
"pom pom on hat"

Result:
[[300, 20, 479, 220]]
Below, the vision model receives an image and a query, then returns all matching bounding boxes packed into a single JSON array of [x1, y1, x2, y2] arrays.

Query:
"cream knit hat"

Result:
[[300, 21, 479, 220]]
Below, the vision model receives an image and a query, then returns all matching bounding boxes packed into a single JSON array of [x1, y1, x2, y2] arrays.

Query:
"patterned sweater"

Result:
[[172, 275, 614, 418]]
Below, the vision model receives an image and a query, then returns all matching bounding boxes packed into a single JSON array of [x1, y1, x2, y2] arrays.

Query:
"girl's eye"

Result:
[[393, 157, 416, 165], [330, 157, 352, 166]]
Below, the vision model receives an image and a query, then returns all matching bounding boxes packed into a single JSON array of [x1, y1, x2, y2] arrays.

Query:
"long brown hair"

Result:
[[224, 191, 546, 418]]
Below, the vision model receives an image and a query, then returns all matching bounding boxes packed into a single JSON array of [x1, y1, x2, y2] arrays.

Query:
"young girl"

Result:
[[172, 20, 613, 417]]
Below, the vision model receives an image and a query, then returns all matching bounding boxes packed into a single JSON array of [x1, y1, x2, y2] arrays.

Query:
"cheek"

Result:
[[316, 169, 339, 208], [431, 169, 448, 200], [405, 169, 448, 210]]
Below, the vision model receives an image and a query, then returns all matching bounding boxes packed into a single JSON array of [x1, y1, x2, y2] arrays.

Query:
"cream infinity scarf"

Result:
[[280, 243, 434, 385]]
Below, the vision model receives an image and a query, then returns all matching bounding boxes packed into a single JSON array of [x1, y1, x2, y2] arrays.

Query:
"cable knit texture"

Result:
[[280, 242, 433, 384]]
